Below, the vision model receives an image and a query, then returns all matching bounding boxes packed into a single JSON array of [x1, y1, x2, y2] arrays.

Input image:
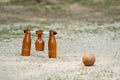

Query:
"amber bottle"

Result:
[[21, 29, 31, 56], [35, 30, 44, 51], [48, 30, 57, 58]]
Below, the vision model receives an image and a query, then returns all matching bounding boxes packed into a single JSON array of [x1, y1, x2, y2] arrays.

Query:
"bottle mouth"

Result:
[[24, 29, 30, 33]]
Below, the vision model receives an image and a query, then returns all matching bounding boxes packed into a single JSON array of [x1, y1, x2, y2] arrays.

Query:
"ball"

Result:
[[82, 53, 96, 66]]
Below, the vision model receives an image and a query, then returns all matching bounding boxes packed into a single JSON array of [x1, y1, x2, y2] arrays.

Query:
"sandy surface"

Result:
[[0, 22, 120, 80]]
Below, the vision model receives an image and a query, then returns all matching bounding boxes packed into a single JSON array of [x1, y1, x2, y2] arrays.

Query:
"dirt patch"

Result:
[[0, 0, 10, 3], [0, 22, 120, 80]]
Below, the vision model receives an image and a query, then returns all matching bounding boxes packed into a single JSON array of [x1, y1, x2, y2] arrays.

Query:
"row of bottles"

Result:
[[21, 29, 57, 58]]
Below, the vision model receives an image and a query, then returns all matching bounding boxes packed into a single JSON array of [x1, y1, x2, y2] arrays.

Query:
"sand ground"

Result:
[[0, 22, 120, 80]]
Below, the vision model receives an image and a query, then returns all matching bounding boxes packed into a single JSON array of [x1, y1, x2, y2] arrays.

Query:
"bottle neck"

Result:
[[49, 30, 54, 36], [25, 32, 31, 37], [38, 34, 42, 39], [25, 29, 31, 36]]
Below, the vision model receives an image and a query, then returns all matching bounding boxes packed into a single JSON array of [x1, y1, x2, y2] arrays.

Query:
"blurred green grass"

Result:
[[0, 0, 120, 24]]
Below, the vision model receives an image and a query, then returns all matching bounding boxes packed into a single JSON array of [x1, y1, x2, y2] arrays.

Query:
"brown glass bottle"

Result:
[[48, 30, 57, 58], [35, 30, 44, 51], [21, 29, 31, 56]]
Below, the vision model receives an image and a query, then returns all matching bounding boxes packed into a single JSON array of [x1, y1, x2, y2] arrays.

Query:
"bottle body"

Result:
[[21, 29, 31, 56], [35, 30, 44, 51], [48, 30, 57, 58]]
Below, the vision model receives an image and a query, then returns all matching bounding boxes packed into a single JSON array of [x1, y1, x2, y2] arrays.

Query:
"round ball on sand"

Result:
[[82, 53, 96, 66]]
